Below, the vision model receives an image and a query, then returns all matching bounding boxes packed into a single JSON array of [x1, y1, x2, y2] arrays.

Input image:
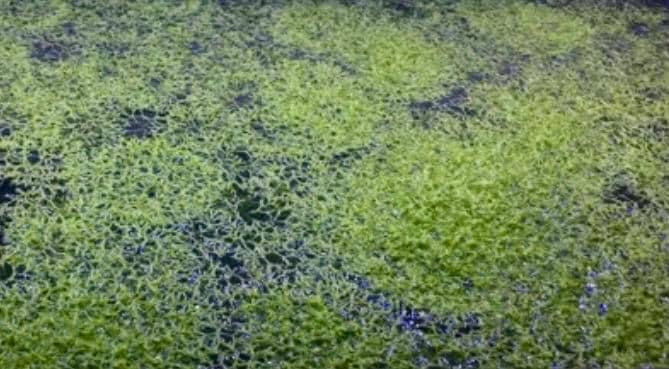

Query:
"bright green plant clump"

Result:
[[0, 1, 667, 368]]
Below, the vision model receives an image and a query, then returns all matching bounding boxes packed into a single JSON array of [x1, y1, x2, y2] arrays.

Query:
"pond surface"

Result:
[[0, 1, 668, 368]]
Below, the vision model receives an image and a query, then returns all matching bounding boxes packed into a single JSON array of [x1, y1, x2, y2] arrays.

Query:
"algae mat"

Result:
[[1, 1, 668, 368]]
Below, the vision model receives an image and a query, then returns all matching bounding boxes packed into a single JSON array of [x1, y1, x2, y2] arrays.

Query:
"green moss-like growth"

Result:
[[1, 1, 668, 368], [456, 1, 594, 56]]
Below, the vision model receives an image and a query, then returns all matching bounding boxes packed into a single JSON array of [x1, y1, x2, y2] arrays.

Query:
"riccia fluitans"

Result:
[[0, 1, 667, 368]]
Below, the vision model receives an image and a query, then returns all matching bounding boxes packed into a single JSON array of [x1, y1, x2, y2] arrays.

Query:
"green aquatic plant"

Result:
[[0, 1, 668, 368], [456, 1, 594, 56]]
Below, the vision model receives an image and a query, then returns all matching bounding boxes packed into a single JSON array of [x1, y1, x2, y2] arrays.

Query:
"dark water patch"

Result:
[[435, 86, 470, 113], [395, 306, 481, 339], [227, 80, 260, 111], [187, 40, 205, 55], [173, 220, 254, 289], [174, 219, 221, 242], [264, 252, 284, 265], [0, 149, 9, 167], [330, 272, 491, 367], [639, 87, 665, 101], [649, 119, 668, 140], [0, 124, 10, 138], [171, 224, 255, 368], [339, 272, 485, 340], [173, 195, 314, 293], [0, 218, 7, 246], [0, 262, 12, 281], [234, 146, 252, 163], [62, 22, 77, 37], [250, 121, 265, 134], [557, 0, 669, 9], [410, 86, 475, 123], [256, 156, 312, 197], [238, 194, 291, 227], [328, 144, 375, 169], [394, 305, 439, 333], [338, 0, 364, 6], [30, 38, 73, 62], [492, 52, 531, 82], [257, 239, 317, 283], [455, 313, 482, 337], [283, 162, 311, 195], [210, 251, 244, 271], [382, 0, 429, 17], [0, 263, 29, 287], [440, 354, 481, 369], [497, 61, 521, 79], [216, 153, 295, 227], [462, 278, 474, 292], [3, 149, 68, 208], [629, 22, 651, 37], [149, 77, 161, 88], [245, 32, 275, 51], [217, 0, 249, 7], [389, 0, 416, 13], [332, 59, 357, 75], [249, 120, 284, 142], [603, 181, 652, 210], [121, 108, 167, 139], [628, 117, 669, 144], [238, 195, 271, 224], [134, 23, 154, 37], [640, 0, 669, 9], [219, 146, 313, 199], [231, 93, 255, 110], [409, 100, 437, 118], [467, 71, 488, 83], [26, 150, 40, 165], [532, 0, 574, 7], [0, 177, 20, 205]]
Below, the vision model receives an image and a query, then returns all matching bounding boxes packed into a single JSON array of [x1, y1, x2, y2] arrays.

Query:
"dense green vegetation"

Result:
[[1, 1, 668, 368]]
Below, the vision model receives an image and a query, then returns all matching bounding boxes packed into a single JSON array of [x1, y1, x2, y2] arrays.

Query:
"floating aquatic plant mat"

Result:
[[1, 1, 668, 368]]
